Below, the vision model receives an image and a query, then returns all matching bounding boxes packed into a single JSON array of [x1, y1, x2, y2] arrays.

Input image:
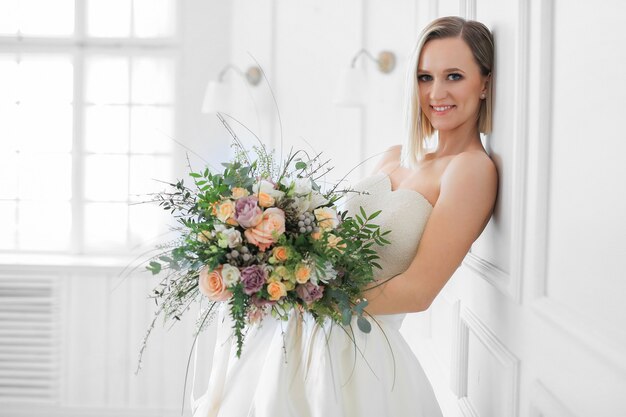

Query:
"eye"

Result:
[[417, 74, 432, 82], [448, 73, 463, 81]]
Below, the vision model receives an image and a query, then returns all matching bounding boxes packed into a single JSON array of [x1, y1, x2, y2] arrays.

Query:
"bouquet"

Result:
[[135, 133, 391, 372]]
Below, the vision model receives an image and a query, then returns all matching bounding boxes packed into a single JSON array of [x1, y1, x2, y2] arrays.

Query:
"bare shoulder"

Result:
[[445, 150, 497, 180], [371, 144, 403, 175], [440, 150, 498, 212]]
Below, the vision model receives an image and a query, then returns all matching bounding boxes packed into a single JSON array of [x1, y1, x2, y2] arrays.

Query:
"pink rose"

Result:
[[240, 265, 267, 295], [234, 196, 263, 228], [296, 282, 324, 305], [244, 207, 285, 252], [198, 265, 231, 301]]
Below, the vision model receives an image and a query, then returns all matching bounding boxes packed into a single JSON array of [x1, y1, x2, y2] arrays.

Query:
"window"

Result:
[[0, 0, 177, 255]]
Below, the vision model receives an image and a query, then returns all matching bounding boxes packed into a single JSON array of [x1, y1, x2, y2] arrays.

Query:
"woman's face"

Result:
[[417, 36, 488, 135]]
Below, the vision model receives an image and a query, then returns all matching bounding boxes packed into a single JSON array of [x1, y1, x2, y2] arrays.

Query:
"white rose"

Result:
[[292, 196, 311, 216], [213, 223, 227, 233], [221, 264, 241, 287], [252, 179, 285, 200], [309, 191, 329, 209], [279, 177, 292, 188], [293, 178, 312, 195], [221, 228, 242, 248]]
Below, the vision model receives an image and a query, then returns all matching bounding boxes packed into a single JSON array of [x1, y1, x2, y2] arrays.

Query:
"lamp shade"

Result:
[[333, 66, 368, 107], [201, 80, 232, 114]]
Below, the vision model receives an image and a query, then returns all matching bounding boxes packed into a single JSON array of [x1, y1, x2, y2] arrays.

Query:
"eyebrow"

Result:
[[417, 67, 466, 73]]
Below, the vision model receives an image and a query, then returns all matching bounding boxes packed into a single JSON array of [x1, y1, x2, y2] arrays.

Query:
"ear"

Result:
[[481, 72, 492, 94]]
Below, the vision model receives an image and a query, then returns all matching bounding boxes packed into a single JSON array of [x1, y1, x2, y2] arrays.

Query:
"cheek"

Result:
[[417, 88, 430, 107]]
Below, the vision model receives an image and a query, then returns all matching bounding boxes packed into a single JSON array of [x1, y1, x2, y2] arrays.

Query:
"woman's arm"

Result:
[[363, 151, 498, 315]]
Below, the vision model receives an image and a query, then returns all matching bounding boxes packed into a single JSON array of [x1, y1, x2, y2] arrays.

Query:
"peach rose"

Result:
[[198, 265, 231, 301], [267, 281, 287, 301], [272, 246, 289, 262], [216, 200, 236, 223], [310, 230, 323, 240], [295, 264, 311, 284], [231, 187, 250, 199], [327, 234, 347, 253], [197, 230, 212, 243], [257, 192, 275, 208], [244, 207, 285, 252], [314, 207, 339, 231]]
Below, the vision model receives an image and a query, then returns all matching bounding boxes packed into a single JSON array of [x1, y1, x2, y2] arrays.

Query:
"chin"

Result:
[[430, 121, 454, 131]]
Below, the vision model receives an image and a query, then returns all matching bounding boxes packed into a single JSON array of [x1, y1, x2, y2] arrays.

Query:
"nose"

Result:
[[429, 78, 447, 101]]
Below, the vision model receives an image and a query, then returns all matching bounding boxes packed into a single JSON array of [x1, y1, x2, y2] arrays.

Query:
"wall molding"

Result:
[[462, 0, 530, 307], [454, 307, 520, 417], [460, 0, 477, 19], [450, 300, 468, 398], [527, 0, 626, 372]]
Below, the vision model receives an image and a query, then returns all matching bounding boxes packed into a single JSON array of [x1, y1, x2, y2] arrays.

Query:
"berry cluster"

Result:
[[297, 212, 319, 234], [226, 245, 252, 262]]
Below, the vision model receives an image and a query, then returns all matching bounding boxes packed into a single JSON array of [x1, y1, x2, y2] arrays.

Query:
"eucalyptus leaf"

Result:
[[342, 308, 352, 326], [357, 316, 371, 333], [147, 261, 161, 275]]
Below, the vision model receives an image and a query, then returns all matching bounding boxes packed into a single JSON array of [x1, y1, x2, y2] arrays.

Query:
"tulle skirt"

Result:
[[191, 304, 443, 417]]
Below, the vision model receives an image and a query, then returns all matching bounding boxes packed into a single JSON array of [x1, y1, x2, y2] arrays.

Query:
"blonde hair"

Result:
[[401, 16, 495, 167]]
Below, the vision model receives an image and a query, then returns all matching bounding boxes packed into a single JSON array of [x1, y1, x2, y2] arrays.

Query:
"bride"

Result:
[[191, 15, 498, 417]]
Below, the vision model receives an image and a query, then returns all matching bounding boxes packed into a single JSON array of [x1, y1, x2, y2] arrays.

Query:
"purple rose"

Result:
[[240, 265, 266, 295], [296, 282, 324, 305], [234, 196, 263, 228]]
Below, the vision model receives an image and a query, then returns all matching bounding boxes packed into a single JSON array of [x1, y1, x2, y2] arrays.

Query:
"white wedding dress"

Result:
[[191, 172, 443, 417]]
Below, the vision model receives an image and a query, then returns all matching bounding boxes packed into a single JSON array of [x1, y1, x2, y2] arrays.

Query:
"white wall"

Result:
[[177, 0, 233, 178], [222, 1, 626, 417], [0, 1, 232, 416]]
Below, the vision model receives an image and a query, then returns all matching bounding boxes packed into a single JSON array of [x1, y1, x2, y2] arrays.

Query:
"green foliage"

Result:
[[229, 285, 249, 357], [137, 141, 392, 369]]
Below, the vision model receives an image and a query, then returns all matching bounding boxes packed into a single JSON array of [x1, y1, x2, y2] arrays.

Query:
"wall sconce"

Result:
[[350, 49, 396, 74], [202, 64, 262, 114], [334, 49, 396, 107]]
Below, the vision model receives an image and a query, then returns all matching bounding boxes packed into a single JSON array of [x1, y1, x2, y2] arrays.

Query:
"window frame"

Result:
[[0, 0, 181, 259]]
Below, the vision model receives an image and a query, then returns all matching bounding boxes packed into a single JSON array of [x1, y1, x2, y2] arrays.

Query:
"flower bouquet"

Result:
[[135, 134, 391, 372]]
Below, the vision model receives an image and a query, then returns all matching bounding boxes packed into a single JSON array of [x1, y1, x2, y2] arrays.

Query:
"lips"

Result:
[[430, 105, 455, 115]]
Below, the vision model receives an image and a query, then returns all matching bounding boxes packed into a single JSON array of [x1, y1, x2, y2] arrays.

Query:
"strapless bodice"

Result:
[[340, 172, 433, 282]]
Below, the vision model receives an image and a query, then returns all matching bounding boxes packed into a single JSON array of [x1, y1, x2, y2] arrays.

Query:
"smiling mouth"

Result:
[[431, 105, 455, 112]]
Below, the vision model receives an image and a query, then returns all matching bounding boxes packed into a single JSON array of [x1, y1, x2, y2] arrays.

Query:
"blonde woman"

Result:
[[362, 16, 497, 315], [193, 16, 497, 417]]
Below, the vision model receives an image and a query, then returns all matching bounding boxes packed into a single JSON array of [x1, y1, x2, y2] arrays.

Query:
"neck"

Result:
[[433, 122, 482, 157]]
